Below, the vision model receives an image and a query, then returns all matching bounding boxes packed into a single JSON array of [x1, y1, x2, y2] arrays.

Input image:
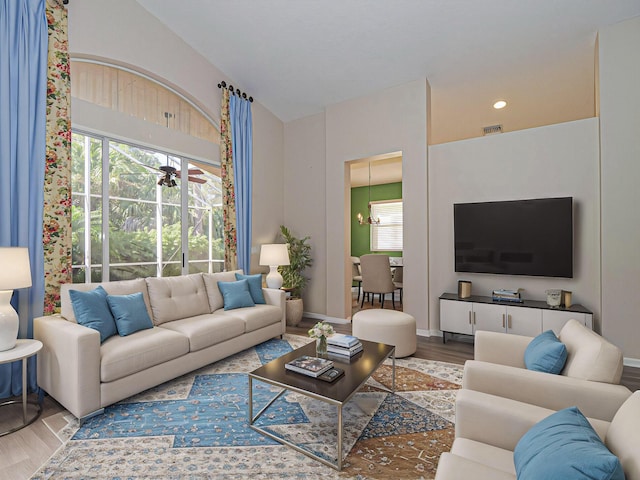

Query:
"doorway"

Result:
[[347, 153, 403, 318]]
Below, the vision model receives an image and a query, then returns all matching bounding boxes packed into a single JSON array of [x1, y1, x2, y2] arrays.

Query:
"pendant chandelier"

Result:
[[356, 162, 380, 225]]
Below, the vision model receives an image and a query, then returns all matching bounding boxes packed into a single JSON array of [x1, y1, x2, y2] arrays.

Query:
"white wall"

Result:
[[599, 16, 640, 361], [68, 0, 284, 274], [429, 118, 601, 333], [324, 79, 430, 328], [283, 113, 327, 314]]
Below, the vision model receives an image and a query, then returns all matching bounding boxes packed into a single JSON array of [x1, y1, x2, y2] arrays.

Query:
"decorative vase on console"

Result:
[[308, 321, 334, 357]]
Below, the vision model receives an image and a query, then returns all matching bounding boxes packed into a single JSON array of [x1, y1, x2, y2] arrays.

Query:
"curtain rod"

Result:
[[217, 81, 253, 103]]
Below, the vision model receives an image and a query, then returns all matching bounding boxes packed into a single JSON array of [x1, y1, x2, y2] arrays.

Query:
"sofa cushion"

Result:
[[100, 327, 189, 383], [214, 304, 282, 333], [61, 279, 152, 324], [218, 279, 256, 310], [158, 313, 246, 351], [107, 292, 154, 336], [514, 406, 624, 480], [524, 330, 567, 374], [559, 319, 624, 384], [145, 274, 210, 325], [68, 286, 117, 343], [451, 438, 516, 475], [202, 270, 243, 312], [234, 273, 266, 304], [435, 453, 516, 480]]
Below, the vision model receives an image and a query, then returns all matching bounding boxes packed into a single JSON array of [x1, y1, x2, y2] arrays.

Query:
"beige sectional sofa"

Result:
[[34, 271, 285, 420]]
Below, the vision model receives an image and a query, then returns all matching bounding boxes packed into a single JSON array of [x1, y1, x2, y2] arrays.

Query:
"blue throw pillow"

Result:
[[524, 329, 568, 374], [69, 286, 118, 343], [514, 406, 624, 480], [106, 292, 154, 336], [218, 279, 255, 310], [234, 273, 266, 304]]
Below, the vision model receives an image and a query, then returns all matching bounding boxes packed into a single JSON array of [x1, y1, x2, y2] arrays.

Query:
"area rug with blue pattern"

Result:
[[33, 334, 462, 479]]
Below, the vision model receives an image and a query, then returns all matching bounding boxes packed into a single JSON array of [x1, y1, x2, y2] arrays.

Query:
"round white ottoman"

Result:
[[352, 309, 417, 357]]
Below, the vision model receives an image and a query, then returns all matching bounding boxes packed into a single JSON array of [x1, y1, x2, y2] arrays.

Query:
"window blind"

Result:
[[370, 200, 403, 251]]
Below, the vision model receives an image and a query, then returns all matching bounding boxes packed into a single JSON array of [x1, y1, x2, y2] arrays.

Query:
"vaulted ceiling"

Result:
[[136, 1, 640, 143]]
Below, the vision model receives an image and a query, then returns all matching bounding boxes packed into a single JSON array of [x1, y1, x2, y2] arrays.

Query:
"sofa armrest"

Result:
[[435, 452, 516, 480], [262, 288, 286, 331], [474, 330, 531, 368], [455, 390, 610, 450], [463, 360, 632, 421], [34, 315, 102, 419]]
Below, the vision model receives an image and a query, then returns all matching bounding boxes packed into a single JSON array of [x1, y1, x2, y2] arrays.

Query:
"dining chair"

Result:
[[359, 254, 396, 309], [393, 265, 403, 303], [351, 256, 362, 301]]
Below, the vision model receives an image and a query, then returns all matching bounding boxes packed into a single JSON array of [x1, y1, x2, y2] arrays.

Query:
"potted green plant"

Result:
[[278, 225, 312, 326]]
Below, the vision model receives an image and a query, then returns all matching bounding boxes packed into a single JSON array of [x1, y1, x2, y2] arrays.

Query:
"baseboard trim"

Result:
[[303, 312, 351, 324], [624, 357, 640, 368]]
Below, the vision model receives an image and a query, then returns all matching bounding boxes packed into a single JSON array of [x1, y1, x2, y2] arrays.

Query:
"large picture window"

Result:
[[370, 200, 403, 251], [71, 132, 223, 282]]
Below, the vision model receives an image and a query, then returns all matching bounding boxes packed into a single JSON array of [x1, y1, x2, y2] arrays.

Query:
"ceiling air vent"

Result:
[[483, 124, 503, 136]]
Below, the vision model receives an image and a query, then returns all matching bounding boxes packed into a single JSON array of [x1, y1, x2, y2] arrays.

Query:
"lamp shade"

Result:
[[259, 244, 290, 267], [0, 247, 32, 290]]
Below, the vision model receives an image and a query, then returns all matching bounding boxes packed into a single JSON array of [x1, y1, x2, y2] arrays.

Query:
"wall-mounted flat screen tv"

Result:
[[454, 197, 573, 278]]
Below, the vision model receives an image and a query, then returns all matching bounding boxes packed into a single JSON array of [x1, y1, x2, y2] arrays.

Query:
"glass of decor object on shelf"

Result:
[[308, 321, 334, 356]]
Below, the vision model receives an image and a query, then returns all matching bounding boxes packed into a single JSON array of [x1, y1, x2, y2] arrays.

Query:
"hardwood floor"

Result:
[[1, 317, 638, 480]]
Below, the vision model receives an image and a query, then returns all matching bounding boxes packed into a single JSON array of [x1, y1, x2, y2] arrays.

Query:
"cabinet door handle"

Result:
[[508, 314, 512, 329], [473, 312, 476, 324], [502, 314, 505, 328], [469, 311, 472, 324]]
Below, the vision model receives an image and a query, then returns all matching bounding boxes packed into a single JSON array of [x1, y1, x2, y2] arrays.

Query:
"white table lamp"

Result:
[[0, 248, 32, 351], [259, 244, 290, 289]]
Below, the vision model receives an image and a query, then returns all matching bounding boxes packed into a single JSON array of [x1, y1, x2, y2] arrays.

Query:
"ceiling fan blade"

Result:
[[175, 168, 205, 178], [141, 163, 163, 173], [188, 176, 207, 184]]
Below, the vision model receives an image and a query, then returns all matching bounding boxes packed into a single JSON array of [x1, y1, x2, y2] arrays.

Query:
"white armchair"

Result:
[[435, 389, 640, 480], [463, 319, 631, 421]]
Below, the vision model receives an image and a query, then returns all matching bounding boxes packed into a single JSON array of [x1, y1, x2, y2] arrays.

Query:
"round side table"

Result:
[[0, 339, 43, 437]]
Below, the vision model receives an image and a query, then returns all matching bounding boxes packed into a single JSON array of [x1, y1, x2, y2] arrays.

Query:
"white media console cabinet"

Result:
[[439, 292, 593, 343]]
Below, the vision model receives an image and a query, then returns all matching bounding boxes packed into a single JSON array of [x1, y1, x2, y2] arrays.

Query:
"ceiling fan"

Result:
[[144, 164, 207, 187]]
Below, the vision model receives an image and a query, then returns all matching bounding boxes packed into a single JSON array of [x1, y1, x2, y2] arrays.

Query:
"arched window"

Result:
[[70, 60, 223, 282]]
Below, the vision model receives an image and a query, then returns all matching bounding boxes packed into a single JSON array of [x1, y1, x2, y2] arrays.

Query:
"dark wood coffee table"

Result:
[[248, 339, 395, 470]]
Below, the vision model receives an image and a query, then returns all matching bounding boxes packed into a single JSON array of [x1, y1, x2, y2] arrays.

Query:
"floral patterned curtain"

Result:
[[220, 88, 238, 271], [43, 0, 71, 314]]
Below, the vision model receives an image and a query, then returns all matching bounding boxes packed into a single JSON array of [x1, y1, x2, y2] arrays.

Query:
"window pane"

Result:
[[72, 266, 85, 283], [162, 204, 181, 265], [71, 133, 86, 193], [110, 264, 156, 281], [90, 196, 103, 265], [109, 141, 162, 202], [71, 194, 85, 266], [371, 200, 403, 251], [109, 199, 157, 263]]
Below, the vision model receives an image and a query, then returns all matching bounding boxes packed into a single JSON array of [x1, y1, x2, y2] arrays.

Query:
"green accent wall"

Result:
[[351, 182, 402, 257]]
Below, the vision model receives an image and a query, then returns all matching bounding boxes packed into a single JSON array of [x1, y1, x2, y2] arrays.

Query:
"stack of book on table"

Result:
[[327, 334, 363, 358], [492, 289, 524, 303], [285, 355, 334, 378]]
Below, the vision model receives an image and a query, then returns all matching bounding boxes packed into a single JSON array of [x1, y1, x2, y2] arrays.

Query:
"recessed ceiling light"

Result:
[[493, 100, 507, 109]]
